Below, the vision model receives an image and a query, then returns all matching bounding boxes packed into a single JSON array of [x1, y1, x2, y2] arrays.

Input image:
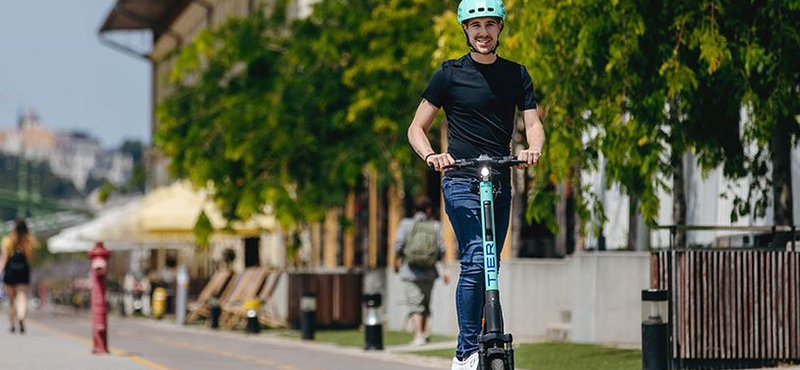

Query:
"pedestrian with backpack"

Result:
[[1, 219, 37, 334], [393, 196, 451, 346]]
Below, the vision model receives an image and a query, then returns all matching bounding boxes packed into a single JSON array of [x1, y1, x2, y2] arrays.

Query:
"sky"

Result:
[[0, 0, 150, 149]]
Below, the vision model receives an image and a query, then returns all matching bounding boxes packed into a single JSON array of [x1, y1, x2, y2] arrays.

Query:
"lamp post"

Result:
[[209, 296, 221, 329], [300, 293, 317, 340], [641, 289, 669, 370], [245, 299, 261, 334], [363, 293, 383, 350], [175, 266, 189, 325]]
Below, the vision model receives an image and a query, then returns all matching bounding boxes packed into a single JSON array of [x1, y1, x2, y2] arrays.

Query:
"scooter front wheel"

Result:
[[490, 358, 506, 370]]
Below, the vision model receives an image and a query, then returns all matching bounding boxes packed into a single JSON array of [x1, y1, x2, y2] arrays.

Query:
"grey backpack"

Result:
[[403, 221, 439, 268]]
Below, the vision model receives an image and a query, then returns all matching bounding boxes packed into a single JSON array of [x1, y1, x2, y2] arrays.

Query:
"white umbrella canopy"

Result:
[[134, 180, 277, 236], [47, 226, 94, 253], [47, 181, 278, 253], [47, 200, 149, 253]]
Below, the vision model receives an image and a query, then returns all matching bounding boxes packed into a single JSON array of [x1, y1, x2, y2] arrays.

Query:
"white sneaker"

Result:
[[450, 352, 480, 370], [410, 335, 427, 346]]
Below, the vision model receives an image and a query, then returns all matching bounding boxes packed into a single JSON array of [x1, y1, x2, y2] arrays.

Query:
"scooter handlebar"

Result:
[[442, 155, 526, 170]]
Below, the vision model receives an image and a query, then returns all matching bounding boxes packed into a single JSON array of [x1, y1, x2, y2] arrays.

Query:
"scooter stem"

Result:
[[479, 170, 504, 335]]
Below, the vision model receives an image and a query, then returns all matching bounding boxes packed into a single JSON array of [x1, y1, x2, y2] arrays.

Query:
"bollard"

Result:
[[300, 293, 317, 340], [88, 242, 110, 354], [152, 287, 167, 319], [642, 289, 669, 370], [244, 299, 260, 334], [209, 296, 221, 329], [363, 293, 383, 350], [175, 266, 189, 326]]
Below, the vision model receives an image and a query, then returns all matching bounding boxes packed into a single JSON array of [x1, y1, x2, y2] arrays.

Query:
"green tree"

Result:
[[342, 0, 456, 188], [272, 0, 375, 226], [156, 8, 287, 223], [502, 0, 753, 249], [725, 0, 799, 227], [157, 0, 459, 231]]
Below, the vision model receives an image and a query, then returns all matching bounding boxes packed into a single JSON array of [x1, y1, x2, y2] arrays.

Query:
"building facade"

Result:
[[1, 109, 133, 191]]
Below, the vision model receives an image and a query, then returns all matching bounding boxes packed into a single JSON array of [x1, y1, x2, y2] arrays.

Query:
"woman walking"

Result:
[[1, 220, 36, 334]]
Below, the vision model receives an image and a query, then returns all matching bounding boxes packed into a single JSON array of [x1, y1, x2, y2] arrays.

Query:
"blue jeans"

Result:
[[442, 176, 511, 360]]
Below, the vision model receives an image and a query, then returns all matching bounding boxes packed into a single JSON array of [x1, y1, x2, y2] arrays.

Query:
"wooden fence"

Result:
[[651, 249, 800, 369], [286, 271, 363, 329]]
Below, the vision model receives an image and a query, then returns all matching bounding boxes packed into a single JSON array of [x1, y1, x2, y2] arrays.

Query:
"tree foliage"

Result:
[[157, 1, 453, 228], [156, 0, 798, 238]]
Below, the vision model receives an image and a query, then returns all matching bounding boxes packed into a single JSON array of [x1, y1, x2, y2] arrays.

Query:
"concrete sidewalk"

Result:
[[8, 308, 799, 370], [0, 319, 153, 370], [23, 309, 454, 370]]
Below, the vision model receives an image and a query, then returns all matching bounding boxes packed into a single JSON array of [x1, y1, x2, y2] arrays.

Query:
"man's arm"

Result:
[[407, 100, 454, 172], [516, 107, 545, 167]]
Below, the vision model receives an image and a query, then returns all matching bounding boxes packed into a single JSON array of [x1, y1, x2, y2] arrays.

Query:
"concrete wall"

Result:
[[384, 252, 651, 347], [569, 253, 650, 345]]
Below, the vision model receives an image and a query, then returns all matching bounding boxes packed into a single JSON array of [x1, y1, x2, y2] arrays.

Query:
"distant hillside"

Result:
[[0, 153, 81, 221]]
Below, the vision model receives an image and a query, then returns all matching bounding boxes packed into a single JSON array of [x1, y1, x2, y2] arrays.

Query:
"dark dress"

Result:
[[3, 249, 31, 286]]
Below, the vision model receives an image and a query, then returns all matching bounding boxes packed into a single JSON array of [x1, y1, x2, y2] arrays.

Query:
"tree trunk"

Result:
[[771, 117, 794, 226], [669, 99, 687, 248], [387, 185, 403, 269], [672, 152, 687, 248], [555, 182, 567, 257], [628, 196, 638, 251], [511, 116, 527, 258], [368, 168, 379, 269], [771, 116, 794, 248], [343, 192, 356, 268], [323, 208, 340, 268], [511, 168, 526, 258], [571, 163, 584, 252]]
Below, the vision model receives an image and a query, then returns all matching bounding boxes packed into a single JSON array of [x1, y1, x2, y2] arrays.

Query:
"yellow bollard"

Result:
[[244, 299, 261, 334], [152, 287, 167, 319]]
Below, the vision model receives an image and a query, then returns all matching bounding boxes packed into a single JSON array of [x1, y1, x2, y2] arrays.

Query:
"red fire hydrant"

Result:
[[89, 242, 110, 354]]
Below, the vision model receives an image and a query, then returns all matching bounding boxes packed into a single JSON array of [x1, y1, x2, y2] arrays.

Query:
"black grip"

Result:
[[498, 156, 526, 166], [443, 159, 474, 170], [505, 160, 527, 166]]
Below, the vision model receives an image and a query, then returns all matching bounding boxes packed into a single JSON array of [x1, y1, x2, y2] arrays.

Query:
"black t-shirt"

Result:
[[422, 54, 537, 184]]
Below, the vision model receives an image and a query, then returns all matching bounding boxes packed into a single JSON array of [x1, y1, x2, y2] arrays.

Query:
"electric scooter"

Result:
[[444, 155, 525, 370]]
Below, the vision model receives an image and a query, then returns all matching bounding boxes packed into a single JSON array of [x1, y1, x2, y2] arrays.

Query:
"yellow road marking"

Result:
[[29, 319, 313, 370], [133, 332, 307, 370], [27, 319, 181, 370], [127, 354, 181, 370]]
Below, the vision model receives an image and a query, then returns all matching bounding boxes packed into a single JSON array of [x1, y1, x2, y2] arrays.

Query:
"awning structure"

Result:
[[47, 199, 161, 253], [98, 0, 194, 59], [133, 180, 278, 236], [47, 181, 277, 253]]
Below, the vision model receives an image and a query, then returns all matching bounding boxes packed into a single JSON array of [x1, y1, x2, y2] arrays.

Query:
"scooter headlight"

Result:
[[480, 167, 490, 177]]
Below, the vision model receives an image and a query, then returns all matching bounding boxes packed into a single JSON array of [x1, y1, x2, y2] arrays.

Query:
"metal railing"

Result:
[[655, 225, 798, 252]]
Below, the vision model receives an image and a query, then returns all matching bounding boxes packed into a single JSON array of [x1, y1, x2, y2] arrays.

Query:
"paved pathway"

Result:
[[0, 309, 451, 370]]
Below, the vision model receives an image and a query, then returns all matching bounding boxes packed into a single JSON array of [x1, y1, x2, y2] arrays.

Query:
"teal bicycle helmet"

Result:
[[457, 0, 506, 24]]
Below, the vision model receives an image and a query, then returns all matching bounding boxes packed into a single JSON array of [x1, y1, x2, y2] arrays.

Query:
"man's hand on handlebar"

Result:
[[517, 148, 542, 168], [426, 153, 455, 172]]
